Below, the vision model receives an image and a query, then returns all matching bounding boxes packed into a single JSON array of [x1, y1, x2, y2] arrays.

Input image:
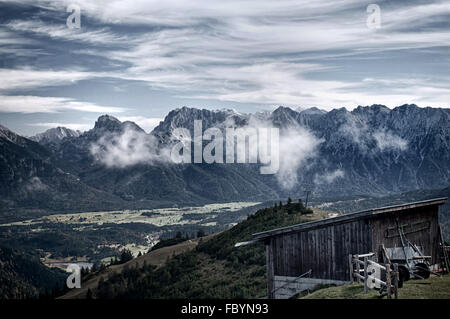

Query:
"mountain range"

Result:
[[1, 104, 449, 221]]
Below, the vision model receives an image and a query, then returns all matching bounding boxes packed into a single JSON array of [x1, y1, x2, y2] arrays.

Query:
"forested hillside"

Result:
[[77, 200, 321, 298], [0, 246, 67, 299]]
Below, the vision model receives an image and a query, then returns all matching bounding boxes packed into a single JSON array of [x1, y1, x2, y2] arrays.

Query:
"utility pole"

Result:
[[304, 190, 311, 208]]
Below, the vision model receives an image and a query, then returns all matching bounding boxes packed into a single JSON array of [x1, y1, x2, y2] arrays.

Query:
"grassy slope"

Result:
[[301, 274, 450, 299]]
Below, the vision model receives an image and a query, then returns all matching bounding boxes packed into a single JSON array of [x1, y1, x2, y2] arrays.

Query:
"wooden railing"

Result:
[[349, 253, 399, 299]]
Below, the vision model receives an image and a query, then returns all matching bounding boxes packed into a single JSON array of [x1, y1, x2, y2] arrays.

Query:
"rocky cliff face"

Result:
[[151, 104, 450, 195]]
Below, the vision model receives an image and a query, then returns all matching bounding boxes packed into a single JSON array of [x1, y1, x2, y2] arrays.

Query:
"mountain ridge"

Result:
[[2, 104, 450, 220]]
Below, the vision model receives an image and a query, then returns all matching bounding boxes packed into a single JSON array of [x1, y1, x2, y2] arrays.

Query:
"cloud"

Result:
[[117, 116, 163, 133], [89, 124, 168, 168], [6, 19, 134, 45], [28, 122, 91, 131], [339, 117, 369, 149], [3, 0, 450, 109], [373, 130, 408, 151], [90, 114, 323, 190], [338, 116, 408, 152], [0, 95, 125, 113], [221, 115, 324, 189], [24, 176, 49, 192], [276, 125, 323, 190], [314, 169, 345, 185], [0, 68, 95, 91]]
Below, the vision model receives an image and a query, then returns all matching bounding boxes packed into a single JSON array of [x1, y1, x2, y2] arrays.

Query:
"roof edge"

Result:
[[252, 197, 448, 240]]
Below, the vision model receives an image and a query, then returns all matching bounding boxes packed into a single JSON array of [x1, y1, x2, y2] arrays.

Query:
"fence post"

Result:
[[393, 263, 398, 299], [349, 254, 353, 282], [386, 263, 392, 299], [356, 255, 361, 283], [364, 257, 368, 294]]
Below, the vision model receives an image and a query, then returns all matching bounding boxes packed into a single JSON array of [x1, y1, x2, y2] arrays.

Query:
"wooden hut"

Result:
[[252, 198, 448, 299]]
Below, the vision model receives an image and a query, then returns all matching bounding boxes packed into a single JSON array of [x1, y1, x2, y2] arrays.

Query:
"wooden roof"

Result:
[[252, 197, 448, 240]]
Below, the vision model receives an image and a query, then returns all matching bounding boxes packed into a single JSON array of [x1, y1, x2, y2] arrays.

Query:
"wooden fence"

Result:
[[349, 253, 399, 299]]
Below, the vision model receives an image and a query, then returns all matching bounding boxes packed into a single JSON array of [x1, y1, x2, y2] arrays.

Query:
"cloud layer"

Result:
[[90, 124, 166, 168], [1, 0, 450, 135]]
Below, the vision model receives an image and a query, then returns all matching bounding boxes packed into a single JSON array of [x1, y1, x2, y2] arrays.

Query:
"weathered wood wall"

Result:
[[269, 205, 441, 282], [270, 218, 372, 281], [370, 206, 441, 264]]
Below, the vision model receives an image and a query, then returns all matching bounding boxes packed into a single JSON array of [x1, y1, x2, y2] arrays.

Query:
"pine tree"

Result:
[[86, 288, 93, 299], [120, 249, 133, 264], [197, 229, 206, 238]]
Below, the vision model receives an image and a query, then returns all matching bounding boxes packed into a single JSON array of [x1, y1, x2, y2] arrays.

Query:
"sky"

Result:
[[0, 0, 449, 136]]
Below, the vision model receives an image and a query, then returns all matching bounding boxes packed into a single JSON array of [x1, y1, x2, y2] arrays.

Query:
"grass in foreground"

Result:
[[301, 274, 450, 299]]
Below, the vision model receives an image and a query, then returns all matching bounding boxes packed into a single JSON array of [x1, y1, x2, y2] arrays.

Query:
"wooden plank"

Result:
[[309, 230, 314, 278], [299, 232, 305, 276], [304, 231, 310, 276], [356, 220, 361, 255], [276, 236, 282, 276], [293, 233, 297, 276], [266, 241, 275, 299], [299, 232, 305, 275], [327, 226, 332, 279], [364, 257, 368, 294], [349, 254, 353, 282], [393, 263, 399, 299], [282, 236, 287, 276], [288, 234, 294, 276], [342, 223, 348, 280], [386, 264, 391, 299], [318, 229, 323, 278], [368, 259, 386, 270], [332, 226, 336, 279]]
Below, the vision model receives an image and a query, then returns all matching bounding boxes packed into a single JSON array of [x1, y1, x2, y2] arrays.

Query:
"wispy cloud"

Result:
[[0, 68, 95, 91], [117, 116, 163, 133], [90, 124, 168, 168], [314, 169, 345, 185], [6, 19, 133, 45], [1, 0, 450, 114], [373, 130, 408, 151], [27, 122, 91, 131], [0, 95, 125, 113]]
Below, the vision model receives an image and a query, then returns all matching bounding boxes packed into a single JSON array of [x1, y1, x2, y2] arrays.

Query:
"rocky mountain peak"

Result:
[[153, 107, 248, 134], [94, 115, 122, 130], [299, 107, 327, 115], [0, 124, 30, 146], [30, 127, 81, 145], [0, 124, 14, 140]]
